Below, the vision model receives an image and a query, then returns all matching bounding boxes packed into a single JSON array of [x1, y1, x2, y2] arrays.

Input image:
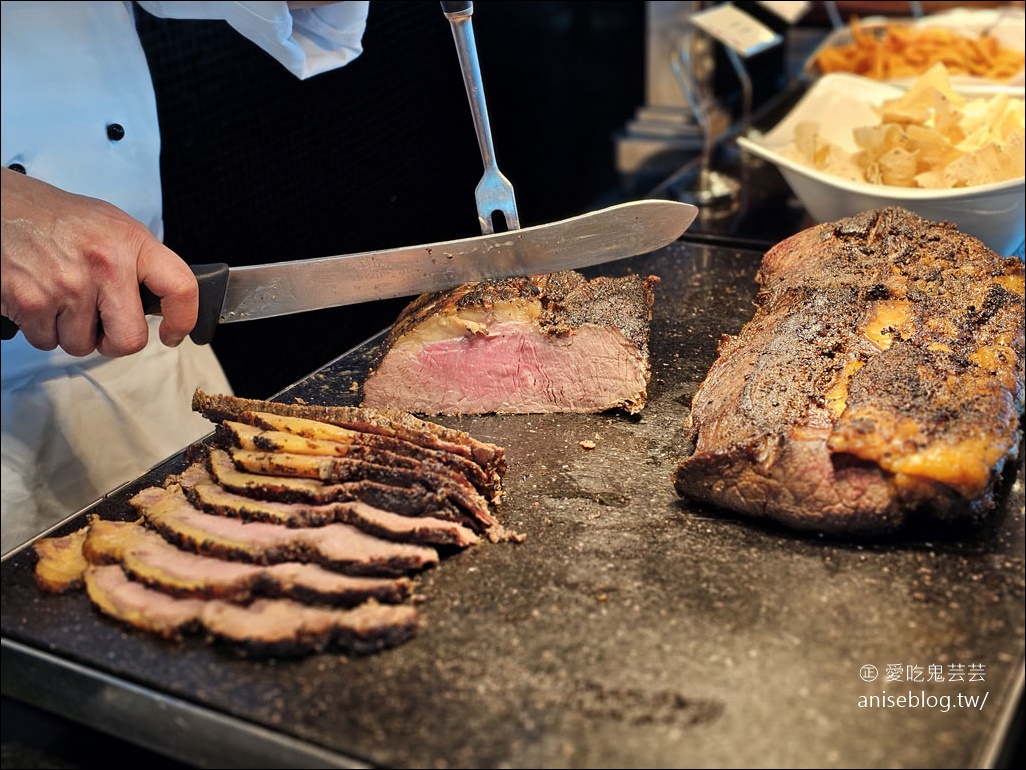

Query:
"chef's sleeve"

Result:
[[135, 1, 370, 79]]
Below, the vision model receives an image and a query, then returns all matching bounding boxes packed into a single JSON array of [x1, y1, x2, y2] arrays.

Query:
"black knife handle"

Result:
[[1, 262, 230, 346], [141, 262, 230, 346], [441, 1, 472, 18]]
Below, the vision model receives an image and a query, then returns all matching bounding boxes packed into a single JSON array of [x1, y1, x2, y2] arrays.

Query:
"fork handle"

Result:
[[441, 1, 498, 172]]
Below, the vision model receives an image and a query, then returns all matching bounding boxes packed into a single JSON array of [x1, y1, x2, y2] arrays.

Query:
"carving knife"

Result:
[[1, 199, 698, 345]]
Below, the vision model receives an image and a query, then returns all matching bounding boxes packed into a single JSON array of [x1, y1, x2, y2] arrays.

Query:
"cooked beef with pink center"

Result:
[[83, 518, 413, 605], [84, 564, 420, 656], [360, 270, 658, 415], [178, 462, 480, 548], [130, 485, 440, 576]]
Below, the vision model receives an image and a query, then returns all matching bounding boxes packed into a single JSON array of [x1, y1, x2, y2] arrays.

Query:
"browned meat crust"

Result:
[[237, 410, 500, 501], [203, 446, 513, 542], [192, 388, 505, 470], [178, 462, 480, 547], [83, 518, 413, 605], [84, 564, 420, 656], [387, 271, 656, 352], [204, 446, 459, 519], [673, 207, 1025, 534], [225, 447, 498, 531], [216, 420, 497, 525]]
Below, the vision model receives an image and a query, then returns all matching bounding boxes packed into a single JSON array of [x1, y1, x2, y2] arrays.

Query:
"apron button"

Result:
[[106, 123, 126, 141], [8, 163, 26, 174]]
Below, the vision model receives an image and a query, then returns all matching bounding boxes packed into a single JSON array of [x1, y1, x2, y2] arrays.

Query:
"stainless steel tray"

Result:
[[3, 239, 1023, 769]]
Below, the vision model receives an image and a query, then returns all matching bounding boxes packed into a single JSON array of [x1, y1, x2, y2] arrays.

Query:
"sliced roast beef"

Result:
[[205, 447, 457, 519], [217, 420, 433, 470], [83, 518, 413, 605], [192, 388, 505, 471], [178, 462, 480, 548], [85, 564, 203, 640], [237, 410, 501, 501], [33, 527, 89, 593], [225, 447, 498, 534], [360, 270, 658, 415], [31, 390, 513, 659], [673, 207, 1025, 534], [129, 485, 440, 576], [84, 564, 420, 656]]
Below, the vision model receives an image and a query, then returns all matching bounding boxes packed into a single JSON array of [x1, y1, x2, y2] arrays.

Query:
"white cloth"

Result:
[[139, 1, 370, 79], [0, 0, 369, 555]]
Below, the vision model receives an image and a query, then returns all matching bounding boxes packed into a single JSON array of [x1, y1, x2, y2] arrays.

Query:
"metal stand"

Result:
[[668, 2, 792, 213], [670, 23, 739, 211]]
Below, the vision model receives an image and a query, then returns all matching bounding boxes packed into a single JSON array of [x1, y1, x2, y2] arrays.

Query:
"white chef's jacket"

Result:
[[0, 0, 370, 554]]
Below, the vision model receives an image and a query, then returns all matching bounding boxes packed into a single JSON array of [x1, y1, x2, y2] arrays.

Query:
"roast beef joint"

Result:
[[361, 270, 659, 416], [673, 207, 1025, 534]]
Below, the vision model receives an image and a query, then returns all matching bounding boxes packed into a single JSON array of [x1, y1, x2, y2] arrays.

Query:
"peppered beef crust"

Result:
[[673, 207, 1025, 534], [192, 389, 505, 471], [384, 270, 656, 353]]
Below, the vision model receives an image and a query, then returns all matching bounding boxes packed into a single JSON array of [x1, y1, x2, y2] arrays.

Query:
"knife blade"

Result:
[[1, 199, 697, 345]]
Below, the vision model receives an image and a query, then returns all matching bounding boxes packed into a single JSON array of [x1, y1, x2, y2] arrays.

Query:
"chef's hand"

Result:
[[0, 168, 198, 357]]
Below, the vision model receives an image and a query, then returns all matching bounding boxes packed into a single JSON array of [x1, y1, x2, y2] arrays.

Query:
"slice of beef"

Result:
[[238, 410, 501, 502], [84, 564, 420, 656], [673, 207, 1025, 534], [85, 564, 203, 640], [192, 388, 504, 471], [360, 270, 658, 415], [83, 518, 413, 606], [205, 447, 457, 519], [129, 485, 439, 576], [33, 527, 89, 593], [226, 447, 499, 534], [178, 462, 480, 548]]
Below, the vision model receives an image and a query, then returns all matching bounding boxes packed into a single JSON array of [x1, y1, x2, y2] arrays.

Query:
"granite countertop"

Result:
[[3, 238, 1023, 769]]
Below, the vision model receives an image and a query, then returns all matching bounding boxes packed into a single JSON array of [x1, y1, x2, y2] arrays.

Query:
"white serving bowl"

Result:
[[736, 74, 1025, 257]]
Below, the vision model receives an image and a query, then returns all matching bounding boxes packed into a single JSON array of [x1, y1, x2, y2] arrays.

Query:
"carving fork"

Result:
[[442, 0, 520, 234]]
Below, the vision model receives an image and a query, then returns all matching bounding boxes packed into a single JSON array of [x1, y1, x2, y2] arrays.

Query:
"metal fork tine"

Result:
[[442, 1, 520, 235], [476, 168, 520, 235]]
